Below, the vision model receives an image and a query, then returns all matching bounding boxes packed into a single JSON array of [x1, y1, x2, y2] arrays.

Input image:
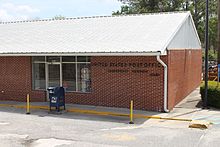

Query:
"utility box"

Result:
[[47, 87, 65, 112]]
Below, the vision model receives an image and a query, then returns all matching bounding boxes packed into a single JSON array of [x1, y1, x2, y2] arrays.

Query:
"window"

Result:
[[32, 63, 46, 90], [32, 56, 45, 62], [62, 63, 76, 91], [62, 56, 75, 62], [46, 56, 60, 62], [32, 56, 91, 92], [76, 56, 91, 92], [77, 56, 90, 62], [32, 56, 46, 90], [77, 63, 91, 92]]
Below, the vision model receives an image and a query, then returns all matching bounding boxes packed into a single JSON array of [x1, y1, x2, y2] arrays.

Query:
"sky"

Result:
[[0, 0, 122, 21]]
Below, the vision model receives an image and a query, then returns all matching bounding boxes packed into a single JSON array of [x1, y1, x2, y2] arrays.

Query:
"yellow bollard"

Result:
[[26, 94, 30, 114], [129, 100, 134, 124]]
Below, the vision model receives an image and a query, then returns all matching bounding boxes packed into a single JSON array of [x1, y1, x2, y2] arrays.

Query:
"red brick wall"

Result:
[[167, 50, 202, 109], [0, 57, 46, 102], [0, 51, 202, 111], [66, 56, 166, 111], [0, 56, 165, 111]]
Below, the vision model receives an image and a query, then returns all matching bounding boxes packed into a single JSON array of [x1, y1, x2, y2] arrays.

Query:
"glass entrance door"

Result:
[[48, 63, 61, 87]]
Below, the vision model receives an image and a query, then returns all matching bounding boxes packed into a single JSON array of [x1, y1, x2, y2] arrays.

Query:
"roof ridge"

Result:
[[0, 11, 190, 25]]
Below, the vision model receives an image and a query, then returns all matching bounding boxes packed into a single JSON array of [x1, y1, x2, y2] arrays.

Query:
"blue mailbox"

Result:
[[47, 87, 66, 112]]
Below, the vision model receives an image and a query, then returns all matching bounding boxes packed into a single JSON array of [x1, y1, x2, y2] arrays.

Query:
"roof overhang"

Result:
[[0, 51, 162, 57], [0, 12, 192, 56]]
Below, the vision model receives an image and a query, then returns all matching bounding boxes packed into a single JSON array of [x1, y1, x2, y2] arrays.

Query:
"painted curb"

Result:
[[0, 103, 194, 122]]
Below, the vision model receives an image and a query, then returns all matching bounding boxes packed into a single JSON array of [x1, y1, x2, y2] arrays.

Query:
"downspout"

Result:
[[156, 54, 169, 112]]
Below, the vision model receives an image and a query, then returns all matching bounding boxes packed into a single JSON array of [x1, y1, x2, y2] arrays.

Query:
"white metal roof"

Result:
[[0, 11, 201, 56]]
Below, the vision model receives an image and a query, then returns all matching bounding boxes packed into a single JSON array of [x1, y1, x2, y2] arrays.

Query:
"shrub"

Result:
[[200, 81, 220, 108]]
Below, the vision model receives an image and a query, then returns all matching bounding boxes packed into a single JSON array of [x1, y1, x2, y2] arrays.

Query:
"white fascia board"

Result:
[[0, 52, 161, 57]]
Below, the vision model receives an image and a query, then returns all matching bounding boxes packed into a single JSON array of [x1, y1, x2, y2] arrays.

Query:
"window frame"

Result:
[[32, 56, 47, 91], [32, 56, 91, 93]]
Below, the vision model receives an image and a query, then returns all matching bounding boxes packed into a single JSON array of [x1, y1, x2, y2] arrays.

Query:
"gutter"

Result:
[[0, 52, 161, 57], [156, 54, 169, 112]]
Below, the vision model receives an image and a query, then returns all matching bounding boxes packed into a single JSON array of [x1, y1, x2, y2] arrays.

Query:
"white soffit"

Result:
[[0, 11, 200, 56]]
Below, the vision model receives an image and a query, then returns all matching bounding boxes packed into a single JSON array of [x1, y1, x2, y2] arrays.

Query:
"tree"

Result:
[[53, 15, 65, 20], [193, 0, 217, 50], [218, 0, 220, 63], [113, 0, 188, 14]]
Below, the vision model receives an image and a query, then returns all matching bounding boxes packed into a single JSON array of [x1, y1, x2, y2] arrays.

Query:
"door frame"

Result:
[[46, 62, 62, 101]]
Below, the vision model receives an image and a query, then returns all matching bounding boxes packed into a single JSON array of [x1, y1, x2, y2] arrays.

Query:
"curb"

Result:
[[0, 103, 193, 122]]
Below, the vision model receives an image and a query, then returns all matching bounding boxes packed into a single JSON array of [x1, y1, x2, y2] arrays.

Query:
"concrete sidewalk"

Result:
[[168, 88, 220, 125], [0, 88, 220, 124], [0, 101, 170, 121]]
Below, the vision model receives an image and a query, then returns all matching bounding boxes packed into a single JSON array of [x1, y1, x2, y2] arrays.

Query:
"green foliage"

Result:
[[209, 17, 218, 50], [53, 15, 65, 20], [113, 0, 187, 14], [200, 81, 220, 108], [202, 49, 217, 61], [193, 0, 217, 50]]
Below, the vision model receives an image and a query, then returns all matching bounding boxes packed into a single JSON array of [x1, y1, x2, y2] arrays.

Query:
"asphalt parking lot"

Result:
[[0, 88, 220, 147], [0, 106, 220, 147]]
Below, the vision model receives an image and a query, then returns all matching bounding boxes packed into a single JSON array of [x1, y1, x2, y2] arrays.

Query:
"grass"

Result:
[[200, 81, 220, 108]]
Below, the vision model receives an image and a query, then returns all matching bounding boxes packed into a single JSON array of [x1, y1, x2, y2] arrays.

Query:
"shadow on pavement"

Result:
[[0, 103, 150, 125]]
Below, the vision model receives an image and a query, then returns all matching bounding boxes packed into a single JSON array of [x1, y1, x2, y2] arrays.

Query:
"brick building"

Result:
[[0, 12, 201, 112]]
